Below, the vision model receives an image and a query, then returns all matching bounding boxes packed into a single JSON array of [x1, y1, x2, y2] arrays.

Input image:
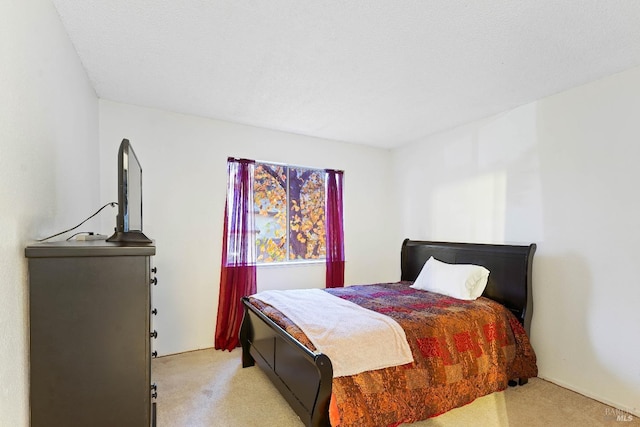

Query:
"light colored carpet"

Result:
[[152, 348, 638, 427]]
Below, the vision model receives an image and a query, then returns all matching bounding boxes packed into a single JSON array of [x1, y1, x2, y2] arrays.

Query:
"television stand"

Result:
[[107, 229, 153, 243]]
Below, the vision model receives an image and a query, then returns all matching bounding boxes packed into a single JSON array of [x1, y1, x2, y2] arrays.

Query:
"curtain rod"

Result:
[[230, 157, 343, 174]]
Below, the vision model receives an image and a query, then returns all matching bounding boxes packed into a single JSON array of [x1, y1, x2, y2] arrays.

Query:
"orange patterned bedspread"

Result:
[[248, 282, 537, 427]]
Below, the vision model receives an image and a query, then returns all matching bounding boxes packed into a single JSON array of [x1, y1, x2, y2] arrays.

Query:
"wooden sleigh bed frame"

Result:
[[240, 239, 536, 427]]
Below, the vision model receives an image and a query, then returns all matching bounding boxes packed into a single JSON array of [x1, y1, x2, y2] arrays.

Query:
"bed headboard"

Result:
[[400, 239, 536, 335]]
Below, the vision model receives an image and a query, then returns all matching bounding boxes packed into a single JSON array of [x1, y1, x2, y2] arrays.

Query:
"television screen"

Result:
[[107, 139, 151, 243], [124, 145, 143, 232]]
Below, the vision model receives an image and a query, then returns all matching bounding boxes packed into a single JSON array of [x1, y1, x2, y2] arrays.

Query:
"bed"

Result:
[[239, 239, 537, 426]]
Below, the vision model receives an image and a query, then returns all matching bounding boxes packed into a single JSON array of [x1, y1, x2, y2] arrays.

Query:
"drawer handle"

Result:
[[150, 330, 158, 339]]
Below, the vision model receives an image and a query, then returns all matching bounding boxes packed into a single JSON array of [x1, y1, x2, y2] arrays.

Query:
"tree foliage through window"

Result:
[[254, 163, 326, 263]]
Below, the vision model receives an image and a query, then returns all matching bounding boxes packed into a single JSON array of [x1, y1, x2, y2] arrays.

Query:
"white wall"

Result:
[[392, 65, 640, 415], [99, 100, 398, 356], [0, 1, 99, 426]]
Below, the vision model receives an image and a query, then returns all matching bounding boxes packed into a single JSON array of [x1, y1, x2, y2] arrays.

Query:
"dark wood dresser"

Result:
[[25, 240, 158, 427]]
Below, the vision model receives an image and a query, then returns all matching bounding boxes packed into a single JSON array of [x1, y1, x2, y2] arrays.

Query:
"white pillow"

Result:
[[410, 256, 490, 300]]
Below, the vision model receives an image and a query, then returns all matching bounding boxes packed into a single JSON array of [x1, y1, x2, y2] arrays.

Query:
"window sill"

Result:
[[257, 260, 325, 268]]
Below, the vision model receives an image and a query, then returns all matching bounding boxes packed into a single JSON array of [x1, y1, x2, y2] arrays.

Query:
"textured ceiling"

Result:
[[51, 0, 640, 148]]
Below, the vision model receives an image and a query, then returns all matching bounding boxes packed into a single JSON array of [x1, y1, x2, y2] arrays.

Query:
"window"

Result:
[[254, 162, 326, 263]]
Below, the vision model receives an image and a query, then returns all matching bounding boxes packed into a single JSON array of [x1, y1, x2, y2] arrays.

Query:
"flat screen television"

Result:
[[107, 139, 152, 243]]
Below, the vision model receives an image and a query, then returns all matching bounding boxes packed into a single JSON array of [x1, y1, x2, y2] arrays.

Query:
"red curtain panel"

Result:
[[325, 169, 345, 288], [215, 158, 257, 351]]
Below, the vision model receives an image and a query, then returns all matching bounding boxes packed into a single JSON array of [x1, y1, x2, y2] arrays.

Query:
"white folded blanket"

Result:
[[252, 288, 414, 377]]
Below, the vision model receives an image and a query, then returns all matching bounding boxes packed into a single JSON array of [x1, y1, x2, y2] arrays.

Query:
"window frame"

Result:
[[254, 161, 327, 265]]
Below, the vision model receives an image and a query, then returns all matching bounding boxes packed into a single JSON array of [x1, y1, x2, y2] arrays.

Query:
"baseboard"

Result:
[[538, 375, 639, 418]]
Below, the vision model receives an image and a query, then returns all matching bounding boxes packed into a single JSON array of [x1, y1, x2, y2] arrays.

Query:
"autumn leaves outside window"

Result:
[[254, 162, 327, 263]]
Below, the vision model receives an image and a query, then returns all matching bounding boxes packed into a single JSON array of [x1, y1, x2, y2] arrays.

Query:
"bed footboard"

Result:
[[240, 297, 333, 427]]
